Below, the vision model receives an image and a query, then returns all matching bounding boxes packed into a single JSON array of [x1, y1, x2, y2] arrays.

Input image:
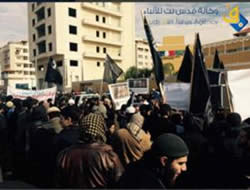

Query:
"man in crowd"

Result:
[[56, 113, 124, 188], [118, 133, 189, 188]]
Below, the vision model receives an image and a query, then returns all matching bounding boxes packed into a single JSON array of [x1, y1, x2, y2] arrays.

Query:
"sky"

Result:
[[1, 2, 250, 47]]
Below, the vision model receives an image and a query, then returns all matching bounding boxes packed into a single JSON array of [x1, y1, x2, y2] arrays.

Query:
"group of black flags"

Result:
[[143, 14, 229, 125], [44, 14, 230, 124]]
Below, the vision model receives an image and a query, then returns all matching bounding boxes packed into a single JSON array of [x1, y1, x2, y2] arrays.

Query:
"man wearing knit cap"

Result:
[[118, 133, 189, 188]]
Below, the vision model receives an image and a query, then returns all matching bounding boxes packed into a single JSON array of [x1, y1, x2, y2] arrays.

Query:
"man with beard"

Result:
[[118, 133, 189, 188]]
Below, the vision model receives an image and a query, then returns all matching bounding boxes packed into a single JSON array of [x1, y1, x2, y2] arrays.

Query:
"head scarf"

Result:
[[79, 113, 107, 143]]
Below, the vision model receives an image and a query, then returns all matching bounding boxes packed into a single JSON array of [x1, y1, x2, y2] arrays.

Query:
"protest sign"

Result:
[[108, 82, 130, 110], [165, 82, 191, 111], [227, 69, 250, 120], [7, 86, 57, 103], [128, 78, 149, 94]]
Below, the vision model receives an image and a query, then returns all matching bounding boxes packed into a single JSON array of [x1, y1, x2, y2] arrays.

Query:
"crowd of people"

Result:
[[0, 90, 250, 188]]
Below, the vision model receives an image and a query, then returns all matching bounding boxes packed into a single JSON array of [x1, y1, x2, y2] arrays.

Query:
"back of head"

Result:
[[79, 113, 107, 144], [151, 133, 189, 159], [126, 106, 136, 115], [61, 106, 80, 125], [68, 98, 75, 106], [227, 112, 242, 128], [130, 112, 144, 128], [92, 104, 107, 119], [31, 106, 48, 122], [160, 104, 172, 117]]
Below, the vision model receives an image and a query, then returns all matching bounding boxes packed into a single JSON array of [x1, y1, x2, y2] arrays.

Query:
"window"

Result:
[[70, 60, 78, 67], [103, 47, 106, 53], [68, 8, 76, 17], [69, 43, 78, 51], [47, 8, 51, 17], [69, 25, 77, 34], [32, 19, 35, 26], [48, 42, 52, 51], [103, 32, 106, 39], [33, 49, 36, 56], [36, 24, 46, 38], [75, 75, 79, 81], [37, 40, 46, 54], [48, 25, 52, 34], [103, 17, 106, 23], [57, 61, 63, 67], [32, 3, 35, 11], [96, 15, 99, 22], [96, 31, 99, 37], [96, 46, 100, 53], [23, 49, 28, 53], [23, 56, 28, 60], [36, 7, 45, 22], [38, 65, 44, 71], [245, 46, 250, 51], [97, 62, 100, 67], [33, 34, 36, 41]]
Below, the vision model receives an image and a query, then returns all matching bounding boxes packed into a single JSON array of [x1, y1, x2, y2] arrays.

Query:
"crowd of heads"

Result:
[[0, 89, 249, 188]]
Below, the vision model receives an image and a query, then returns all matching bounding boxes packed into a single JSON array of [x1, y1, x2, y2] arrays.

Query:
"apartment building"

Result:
[[0, 41, 36, 90], [135, 38, 152, 69], [28, 2, 135, 90], [203, 28, 250, 70]]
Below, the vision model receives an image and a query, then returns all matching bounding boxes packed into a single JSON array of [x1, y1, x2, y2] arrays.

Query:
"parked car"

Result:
[[74, 93, 100, 106]]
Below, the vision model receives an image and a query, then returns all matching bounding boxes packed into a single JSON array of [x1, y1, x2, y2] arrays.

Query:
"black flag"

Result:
[[143, 16, 164, 86], [103, 54, 123, 84], [177, 46, 193, 82], [45, 57, 63, 85], [213, 49, 224, 69], [189, 34, 213, 123]]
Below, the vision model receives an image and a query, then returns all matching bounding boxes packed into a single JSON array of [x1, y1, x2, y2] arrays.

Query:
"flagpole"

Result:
[[224, 71, 234, 112], [141, 11, 167, 103], [189, 33, 197, 112], [99, 79, 104, 96]]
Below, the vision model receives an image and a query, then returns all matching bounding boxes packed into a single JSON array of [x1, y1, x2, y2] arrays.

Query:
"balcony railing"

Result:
[[81, 3, 122, 17], [82, 35, 122, 47], [82, 18, 122, 32], [82, 51, 122, 61]]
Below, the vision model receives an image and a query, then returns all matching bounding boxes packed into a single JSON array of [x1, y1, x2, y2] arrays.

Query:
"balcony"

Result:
[[82, 18, 122, 32], [81, 3, 122, 17], [82, 52, 122, 61], [82, 35, 122, 47]]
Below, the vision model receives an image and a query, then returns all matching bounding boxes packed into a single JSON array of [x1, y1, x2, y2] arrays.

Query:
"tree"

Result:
[[163, 63, 175, 76], [124, 66, 152, 80]]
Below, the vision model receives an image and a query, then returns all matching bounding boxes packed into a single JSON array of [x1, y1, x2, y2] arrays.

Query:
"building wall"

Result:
[[203, 36, 250, 70], [135, 38, 152, 69], [0, 41, 36, 89], [28, 2, 135, 90], [157, 36, 186, 73]]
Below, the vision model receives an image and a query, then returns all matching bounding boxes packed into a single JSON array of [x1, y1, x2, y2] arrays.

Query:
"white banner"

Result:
[[165, 82, 191, 111], [7, 86, 57, 103], [108, 82, 130, 110], [128, 78, 149, 94], [228, 69, 250, 120]]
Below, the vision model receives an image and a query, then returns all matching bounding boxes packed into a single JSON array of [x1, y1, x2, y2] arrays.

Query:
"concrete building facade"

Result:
[[0, 41, 36, 89], [135, 38, 152, 69], [157, 36, 186, 73], [203, 34, 250, 70], [28, 2, 135, 90]]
